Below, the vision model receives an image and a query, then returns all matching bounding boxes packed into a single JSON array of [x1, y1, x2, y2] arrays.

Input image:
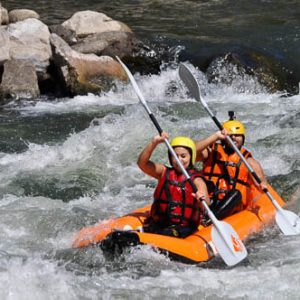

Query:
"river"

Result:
[[1, 1, 300, 299]]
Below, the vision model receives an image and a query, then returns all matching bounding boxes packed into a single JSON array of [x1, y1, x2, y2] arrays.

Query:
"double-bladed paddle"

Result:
[[116, 56, 248, 266], [179, 62, 300, 236]]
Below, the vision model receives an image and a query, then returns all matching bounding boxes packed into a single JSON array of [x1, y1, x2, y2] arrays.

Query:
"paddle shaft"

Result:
[[179, 63, 280, 209], [116, 56, 197, 187], [116, 56, 228, 220], [143, 89, 244, 260], [182, 63, 300, 234]]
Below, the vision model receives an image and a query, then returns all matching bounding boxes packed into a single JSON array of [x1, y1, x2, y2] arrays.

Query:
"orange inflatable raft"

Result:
[[73, 183, 285, 263]]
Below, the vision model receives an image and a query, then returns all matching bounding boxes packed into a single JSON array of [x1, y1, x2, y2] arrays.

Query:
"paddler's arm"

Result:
[[137, 132, 168, 180], [247, 156, 268, 190], [192, 177, 211, 205], [195, 130, 227, 161]]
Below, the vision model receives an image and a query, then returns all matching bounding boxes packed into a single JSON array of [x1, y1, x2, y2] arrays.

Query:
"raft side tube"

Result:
[[72, 184, 287, 263]]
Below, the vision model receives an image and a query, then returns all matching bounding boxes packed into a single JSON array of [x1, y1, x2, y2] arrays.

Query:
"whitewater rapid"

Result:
[[0, 65, 300, 299]]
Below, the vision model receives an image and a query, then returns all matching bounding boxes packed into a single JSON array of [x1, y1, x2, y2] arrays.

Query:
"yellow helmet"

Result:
[[170, 136, 196, 165], [222, 120, 245, 135]]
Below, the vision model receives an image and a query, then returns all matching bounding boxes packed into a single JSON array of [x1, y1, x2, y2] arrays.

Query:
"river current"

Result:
[[1, 1, 300, 299]]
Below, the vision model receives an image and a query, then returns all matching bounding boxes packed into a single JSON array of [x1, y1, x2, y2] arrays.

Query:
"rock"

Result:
[[121, 42, 170, 75], [7, 18, 51, 74], [72, 31, 143, 57], [0, 28, 10, 65], [205, 50, 299, 94], [8, 9, 40, 23], [61, 10, 131, 38], [0, 5, 9, 25], [49, 24, 77, 45], [50, 33, 128, 95], [0, 59, 40, 101]]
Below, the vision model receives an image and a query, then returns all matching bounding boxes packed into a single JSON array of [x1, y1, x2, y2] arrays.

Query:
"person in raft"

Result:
[[137, 132, 210, 237], [195, 111, 268, 221]]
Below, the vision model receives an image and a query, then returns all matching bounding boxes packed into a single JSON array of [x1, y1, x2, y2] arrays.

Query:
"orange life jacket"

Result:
[[151, 167, 202, 227], [202, 143, 252, 206]]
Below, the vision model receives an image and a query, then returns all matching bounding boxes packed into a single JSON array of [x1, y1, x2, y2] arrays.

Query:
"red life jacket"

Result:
[[151, 167, 202, 227], [202, 143, 252, 206]]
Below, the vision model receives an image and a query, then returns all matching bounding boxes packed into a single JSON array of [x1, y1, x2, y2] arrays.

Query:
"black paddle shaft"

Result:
[[149, 113, 163, 135], [179, 63, 266, 191]]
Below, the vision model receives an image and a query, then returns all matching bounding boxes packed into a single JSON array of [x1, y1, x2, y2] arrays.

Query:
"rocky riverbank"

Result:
[[0, 5, 166, 103]]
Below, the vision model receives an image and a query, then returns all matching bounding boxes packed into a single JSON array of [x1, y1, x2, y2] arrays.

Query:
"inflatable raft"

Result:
[[73, 183, 286, 263]]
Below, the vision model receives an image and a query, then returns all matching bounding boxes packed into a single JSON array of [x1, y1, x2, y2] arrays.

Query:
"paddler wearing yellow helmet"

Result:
[[137, 132, 210, 237], [222, 111, 246, 150], [194, 111, 268, 221]]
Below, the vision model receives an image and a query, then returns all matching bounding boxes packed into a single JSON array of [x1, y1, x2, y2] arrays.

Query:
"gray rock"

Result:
[[0, 28, 9, 65], [205, 51, 298, 94], [0, 59, 40, 101], [72, 31, 143, 57], [0, 3, 9, 25], [7, 18, 51, 73], [8, 9, 40, 23], [50, 33, 127, 95], [62, 10, 131, 39], [49, 24, 77, 45]]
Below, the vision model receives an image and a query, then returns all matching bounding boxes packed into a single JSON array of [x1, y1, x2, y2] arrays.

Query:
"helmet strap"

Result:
[[223, 143, 236, 155], [222, 137, 244, 154]]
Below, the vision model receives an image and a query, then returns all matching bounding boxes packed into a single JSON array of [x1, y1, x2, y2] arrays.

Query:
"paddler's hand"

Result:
[[218, 129, 228, 140], [212, 129, 227, 142], [258, 181, 268, 192], [192, 192, 211, 206], [152, 131, 169, 145]]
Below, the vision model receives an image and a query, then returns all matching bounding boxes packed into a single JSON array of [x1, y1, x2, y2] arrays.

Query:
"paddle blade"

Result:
[[179, 63, 201, 102], [275, 209, 300, 235], [211, 221, 247, 266]]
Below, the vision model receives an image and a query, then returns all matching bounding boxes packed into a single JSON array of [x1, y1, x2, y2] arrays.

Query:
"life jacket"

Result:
[[151, 167, 202, 228], [201, 143, 252, 206]]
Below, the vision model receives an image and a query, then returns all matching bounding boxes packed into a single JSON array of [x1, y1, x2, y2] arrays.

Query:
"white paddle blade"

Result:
[[275, 209, 300, 235], [179, 63, 201, 102], [211, 222, 247, 266]]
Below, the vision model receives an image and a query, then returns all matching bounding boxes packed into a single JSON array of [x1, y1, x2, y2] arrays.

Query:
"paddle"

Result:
[[116, 56, 247, 266], [179, 62, 300, 236]]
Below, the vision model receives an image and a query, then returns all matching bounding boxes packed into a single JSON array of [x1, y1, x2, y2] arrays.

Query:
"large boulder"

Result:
[[7, 18, 51, 74], [57, 10, 139, 59], [205, 50, 299, 94], [71, 31, 143, 57], [72, 31, 143, 57], [50, 33, 128, 95], [61, 10, 131, 38], [0, 59, 40, 101]]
